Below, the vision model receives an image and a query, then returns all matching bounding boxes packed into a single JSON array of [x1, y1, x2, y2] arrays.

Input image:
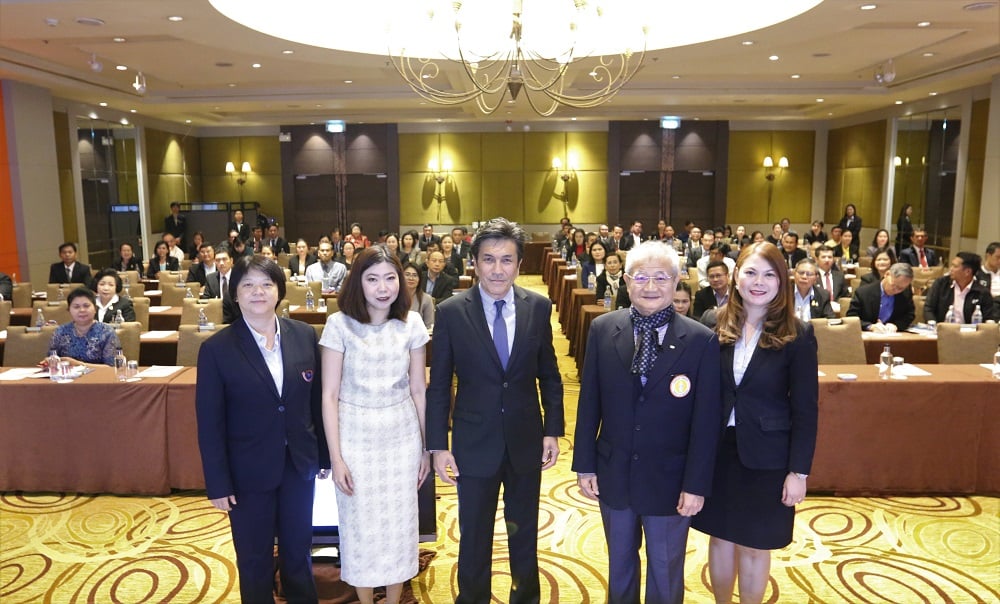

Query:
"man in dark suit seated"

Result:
[[202, 248, 238, 324], [693, 260, 731, 320], [781, 231, 808, 270], [899, 228, 939, 268], [923, 252, 998, 324], [451, 226, 472, 261], [793, 258, 835, 321], [422, 250, 457, 304], [573, 240, 721, 604], [847, 263, 915, 332], [49, 242, 93, 288], [618, 220, 644, 251], [815, 245, 849, 301], [419, 223, 441, 251], [163, 201, 187, 245], [229, 209, 250, 243], [0, 271, 12, 300], [265, 224, 289, 255], [187, 244, 218, 287], [976, 241, 1000, 303]]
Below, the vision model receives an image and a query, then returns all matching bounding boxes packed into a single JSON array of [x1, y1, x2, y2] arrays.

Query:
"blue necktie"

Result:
[[493, 299, 509, 370]]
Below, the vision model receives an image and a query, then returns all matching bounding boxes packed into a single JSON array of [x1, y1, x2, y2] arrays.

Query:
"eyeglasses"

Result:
[[628, 272, 675, 287]]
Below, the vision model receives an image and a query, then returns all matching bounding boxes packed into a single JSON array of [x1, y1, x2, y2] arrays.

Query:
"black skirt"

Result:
[[691, 428, 795, 550]]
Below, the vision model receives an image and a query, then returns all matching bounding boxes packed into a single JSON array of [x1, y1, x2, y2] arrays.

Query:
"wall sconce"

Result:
[[226, 161, 252, 201], [552, 156, 578, 182], [763, 155, 788, 181], [428, 158, 452, 221]]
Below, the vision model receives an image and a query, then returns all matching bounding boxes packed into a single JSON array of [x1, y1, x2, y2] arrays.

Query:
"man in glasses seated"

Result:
[[792, 258, 836, 321]]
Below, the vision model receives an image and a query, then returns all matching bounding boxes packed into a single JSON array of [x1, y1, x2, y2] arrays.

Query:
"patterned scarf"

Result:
[[630, 304, 675, 375]]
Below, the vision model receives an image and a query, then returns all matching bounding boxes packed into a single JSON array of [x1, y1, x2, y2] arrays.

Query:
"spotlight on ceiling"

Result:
[[87, 53, 103, 72]]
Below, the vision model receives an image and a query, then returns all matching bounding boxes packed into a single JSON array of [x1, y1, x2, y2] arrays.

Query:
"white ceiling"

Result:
[[0, 0, 997, 127]]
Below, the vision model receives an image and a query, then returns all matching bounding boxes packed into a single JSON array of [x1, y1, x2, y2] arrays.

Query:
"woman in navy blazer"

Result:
[[692, 241, 818, 604], [196, 255, 330, 603]]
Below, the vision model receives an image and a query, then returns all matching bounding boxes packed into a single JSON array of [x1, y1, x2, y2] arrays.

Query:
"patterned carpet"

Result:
[[2, 276, 998, 603]]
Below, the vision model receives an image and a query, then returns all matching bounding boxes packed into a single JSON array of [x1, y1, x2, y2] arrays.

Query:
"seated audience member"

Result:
[[792, 259, 835, 321], [696, 242, 735, 288], [186, 231, 205, 261], [248, 226, 264, 254], [780, 231, 807, 270], [346, 222, 370, 248], [91, 268, 136, 323], [202, 248, 238, 324], [554, 220, 573, 250], [619, 220, 644, 251], [440, 235, 464, 277], [231, 235, 252, 258], [847, 263, 915, 332], [451, 226, 472, 259], [780, 217, 791, 234], [804, 220, 827, 245], [49, 242, 93, 287], [304, 241, 347, 291], [112, 242, 142, 273], [338, 240, 358, 271], [595, 251, 629, 309], [399, 230, 424, 265], [815, 245, 849, 300], [834, 230, 859, 265], [693, 260, 730, 319], [828, 225, 844, 248], [580, 241, 608, 287], [867, 229, 892, 258], [265, 224, 290, 255], [288, 238, 317, 277], [861, 247, 897, 286], [923, 252, 998, 324], [899, 228, 939, 268], [419, 223, 440, 251], [687, 228, 715, 268], [403, 261, 435, 329], [0, 271, 12, 300], [564, 228, 588, 263], [765, 223, 783, 246], [47, 287, 120, 367], [188, 244, 218, 286], [163, 233, 186, 262], [146, 240, 179, 278], [260, 245, 276, 260], [609, 224, 626, 252], [673, 280, 693, 317], [422, 250, 457, 304], [975, 241, 1000, 302]]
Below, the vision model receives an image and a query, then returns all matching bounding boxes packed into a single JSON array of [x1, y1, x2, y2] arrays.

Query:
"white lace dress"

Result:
[[318, 310, 428, 587]]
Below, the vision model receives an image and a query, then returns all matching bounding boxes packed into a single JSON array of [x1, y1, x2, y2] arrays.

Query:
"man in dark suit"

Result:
[[163, 202, 187, 245], [48, 242, 93, 287], [899, 228, 939, 268], [187, 244, 218, 287], [780, 232, 808, 271], [693, 260, 731, 320], [202, 248, 238, 323], [923, 252, 998, 323], [427, 217, 564, 604], [573, 240, 721, 604], [229, 209, 250, 242], [422, 250, 457, 304], [976, 241, 1000, 303], [815, 246, 849, 300], [848, 263, 915, 332], [419, 223, 441, 251], [196, 255, 329, 604], [265, 224, 289, 255], [0, 271, 12, 300], [793, 259, 836, 320], [617, 220, 643, 251], [451, 226, 472, 260]]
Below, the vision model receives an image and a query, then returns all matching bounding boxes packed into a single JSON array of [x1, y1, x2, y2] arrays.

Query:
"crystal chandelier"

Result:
[[387, 1, 647, 116]]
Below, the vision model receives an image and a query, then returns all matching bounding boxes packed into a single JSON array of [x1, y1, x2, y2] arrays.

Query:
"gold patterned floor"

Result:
[[2, 276, 998, 603]]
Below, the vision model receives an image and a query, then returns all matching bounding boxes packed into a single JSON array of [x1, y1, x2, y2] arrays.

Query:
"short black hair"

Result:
[[985, 242, 1000, 256], [955, 252, 982, 275], [471, 217, 527, 261], [59, 242, 78, 253], [67, 286, 96, 306], [706, 260, 729, 274], [229, 255, 286, 309], [91, 268, 123, 293], [170, 202, 181, 209]]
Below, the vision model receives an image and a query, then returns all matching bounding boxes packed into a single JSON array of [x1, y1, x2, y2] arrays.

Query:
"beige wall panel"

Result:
[[727, 130, 814, 224], [566, 132, 608, 172], [399, 133, 438, 173], [726, 169, 772, 224], [440, 133, 481, 173], [481, 171, 522, 222], [524, 132, 565, 172], [482, 133, 524, 172], [963, 99, 989, 238]]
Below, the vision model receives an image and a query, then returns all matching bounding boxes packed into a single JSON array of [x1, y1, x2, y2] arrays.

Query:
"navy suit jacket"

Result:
[[848, 280, 915, 331], [899, 246, 939, 268], [721, 322, 818, 473], [49, 262, 92, 287], [923, 275, 998, 323], [572, 311, 722, 515], [427, 285, 564, 477], [203, 271, 238, 324], [196, 318, 330, 500]]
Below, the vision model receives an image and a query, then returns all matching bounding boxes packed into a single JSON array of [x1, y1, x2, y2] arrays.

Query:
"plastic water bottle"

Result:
[[587, 274, 596, 290], [57, 287, 65, 301], [603, 291, 612, 310], [35, 308, 45, 327], [993, 345, 1000, 380], [560, 248, 567, 260], [122, 284, 132, 300], [281, 306, 290, 319], [176, 272, 184, 286], [318, 297, 327, 313], [305, 288, 315, 311], [552, 239, 558, 251], [198, 307, 208, 328], [185, 287, 195, 299], [944, 305, 956, 324], [971, 304, 983, 325], [114, 347, 127, 381], [48, 349, 62, 382], [123, 274, 131, 288], [879, 344, 892, 380], [112, 309, 124, 329]]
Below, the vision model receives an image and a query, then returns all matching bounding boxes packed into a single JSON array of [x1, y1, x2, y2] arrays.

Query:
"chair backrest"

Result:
[[32, 300, 71, 325], [180, 259, 192, 271], [132, 296, 150, 331], [123, 283, 146, 299], [912, 295, 925, 324], [850, 277, 862, 294], [283, 268, 292, 280], [3, 325, 58, 366], [285, 281, 322, 306], [936, 323, 1000, 364], [811, 316, 867, 364], [46, 283, 79, 301], [912, 266, 944, 281], [160, 282, 201, 306], [11, 283, 32, 308], [114, 321, 142, 363], [0, 300, 10, 331], [181, 298, 223, 325], [176, 324, 226, 366], [118, 270, 142, 286], [311, 323, 325, 339], [858, 256, 872, 268], [856, 265, 871, 277], [277, 252, 290, 268], [156, 270, 189, 285]]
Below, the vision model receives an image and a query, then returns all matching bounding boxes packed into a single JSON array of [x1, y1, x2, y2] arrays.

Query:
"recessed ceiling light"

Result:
[[769, 55, 780, 61], [119, 118, 129, 125], [436, 118, 442, 122], [571, 117, 577, 121], [167, 15, 184, 22], [185, 119, 192, 123], [828, 112, 834, 116], [790, 74, 801, 79], [227, 83, 237, 87], [251, 63, 261, 68], [741, 40, 755, 46], [816, 98, 825, 102], [130, 109, 137, 113], [282, 49, 294, 55], [115, 65, 127, 71], [88, 112, 98, 119], [343, 80, 353, 84], [671, 75, 681, 79], [917, 21, 931, 27], [112, 37, 126, 43], [315, 104, 322, 108], [860, 4, 877, 10], [922, 52, 935, 57], [929, 91, 938, 96], [98, 102, 108, 107], [895, 100, 903, 104]]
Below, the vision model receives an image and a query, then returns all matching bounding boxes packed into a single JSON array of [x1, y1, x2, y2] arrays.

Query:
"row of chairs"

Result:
[[812, 317, 1000, 364]]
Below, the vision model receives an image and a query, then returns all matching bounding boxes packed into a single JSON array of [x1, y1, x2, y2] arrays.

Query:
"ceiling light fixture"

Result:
[[113, 37, 126, 43], [167, 15, 184, 22], [895, 100, 903, 104], [874, 58, 895, 84], [860, 4, 877, 10], [251, 63, 262, 68], [99, 102, 108, 107], [769, 55, 780, 61], [87, 53, 103, 72], [816, 98, 825, 102], [116, 64, 127, 71], [741, 40, 755, 46], [282, 49, 294, 54], [790, 74, 801, 79], [208, 0, 824, 117], [917, 21, 931, 27], [922, 52, 935, 57]]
